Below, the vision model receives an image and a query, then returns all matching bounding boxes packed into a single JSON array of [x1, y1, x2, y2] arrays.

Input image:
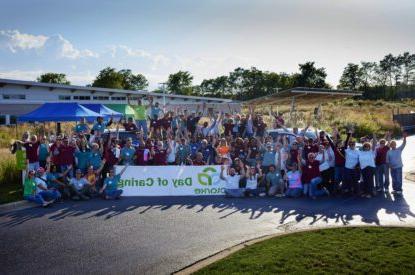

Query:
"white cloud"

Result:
[[0, 29, 98, 59], [0, 30, 48, 52], [0, 69, 44, 80], [107, 45, 170, 70]]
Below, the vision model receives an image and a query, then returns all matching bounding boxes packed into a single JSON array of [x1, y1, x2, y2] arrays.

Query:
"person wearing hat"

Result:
[[34, 166, 61, 204], [69, 169, 91, 200]]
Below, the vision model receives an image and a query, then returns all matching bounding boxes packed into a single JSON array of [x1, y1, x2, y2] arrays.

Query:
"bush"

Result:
[[0, 156, 20, 186]]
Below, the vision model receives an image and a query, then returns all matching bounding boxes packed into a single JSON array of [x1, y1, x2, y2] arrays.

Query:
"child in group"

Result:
[[99, 164, 129, 200]]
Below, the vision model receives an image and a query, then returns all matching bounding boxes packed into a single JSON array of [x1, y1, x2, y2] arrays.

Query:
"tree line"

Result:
[[37, 51, 415, 101]]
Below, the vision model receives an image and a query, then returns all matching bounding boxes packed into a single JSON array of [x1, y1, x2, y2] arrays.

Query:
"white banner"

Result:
[[115, 165, 228, 196]]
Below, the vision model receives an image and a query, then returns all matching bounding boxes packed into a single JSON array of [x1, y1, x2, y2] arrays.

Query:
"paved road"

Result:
[[1, 137, 415, 275]]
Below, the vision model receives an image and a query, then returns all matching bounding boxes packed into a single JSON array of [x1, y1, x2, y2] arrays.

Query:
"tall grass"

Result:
[[0, 149, 20, 186]]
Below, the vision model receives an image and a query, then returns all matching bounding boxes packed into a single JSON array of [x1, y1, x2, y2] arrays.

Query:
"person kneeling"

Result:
[[220, 162, 246, 198], [99, 164, 129, 200]]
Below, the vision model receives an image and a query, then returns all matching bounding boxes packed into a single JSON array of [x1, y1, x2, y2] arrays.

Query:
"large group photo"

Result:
[[1, 1, 415, 274]]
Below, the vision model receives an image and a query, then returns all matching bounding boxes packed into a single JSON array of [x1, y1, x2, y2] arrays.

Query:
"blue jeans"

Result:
[[245, 187, 266, 196], [375, 164, 390, 189], [37, 190, 61, 202], [104, 189, 123, 199], [307, 177, 327, 197], [136, 120, 148, 138], [390, 167, 403, 192], [361, 166, 375, 195], [285, 188, 302, 198], [24, 194, 45, 205], [225, 188, 246, 198], [335, 166, 344, 185]]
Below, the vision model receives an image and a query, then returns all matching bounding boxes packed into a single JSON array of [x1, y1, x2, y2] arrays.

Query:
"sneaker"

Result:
[[258, 193, 266, 197], [395, 191, 403, 195]]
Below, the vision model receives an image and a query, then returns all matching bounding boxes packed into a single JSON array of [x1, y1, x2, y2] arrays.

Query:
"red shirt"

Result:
[[375, 146, 389, 165], [24, 141, 40, 163], [136, 148, 149, 165], [223, 122, 234, 136], [50, 143, 61, 165], [58, 144, 75, 165], [193, 159, 206, 166], [302, 160, 320, 184], [123, 122, 137, 131], [104, 147, 119, 166], [153, 149, 167, 165]]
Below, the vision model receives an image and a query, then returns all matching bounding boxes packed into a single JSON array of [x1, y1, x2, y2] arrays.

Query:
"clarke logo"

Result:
[[197, 167, 221, 186]]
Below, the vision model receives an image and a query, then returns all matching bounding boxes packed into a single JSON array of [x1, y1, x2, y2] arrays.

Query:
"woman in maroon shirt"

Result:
[[301, 152, 326, 199]]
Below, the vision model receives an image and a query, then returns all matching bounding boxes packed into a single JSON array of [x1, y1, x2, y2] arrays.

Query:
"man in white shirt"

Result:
[[220, 163, 246, 198], [68, 169, 91, 200]]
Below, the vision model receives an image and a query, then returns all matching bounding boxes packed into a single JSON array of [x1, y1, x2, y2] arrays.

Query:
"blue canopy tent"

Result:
[[82, 104, 123, 119], [18, 103, 102, 122]]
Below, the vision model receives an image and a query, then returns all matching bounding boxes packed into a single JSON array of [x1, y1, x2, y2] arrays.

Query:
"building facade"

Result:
[[0, 78, 238, 125]]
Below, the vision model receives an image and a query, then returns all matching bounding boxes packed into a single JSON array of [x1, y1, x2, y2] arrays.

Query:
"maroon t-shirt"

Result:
[[50, 143, 61, 165], [302, 160, 320, 184], [153, 149, 167, 165], [24, 141, 40, 163], [136, 148, 149, 166], [123, 122, 137, 131], [375, 146, 389, 166], [304, 144, 319, 158], [58, 144, 75, 165], [104, 147, 119, 166], [193, 159, 206, 166], [223, 122, 234, 136]]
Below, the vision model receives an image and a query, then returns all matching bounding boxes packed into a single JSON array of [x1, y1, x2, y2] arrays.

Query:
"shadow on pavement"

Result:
[[1, 192, 414, 228]]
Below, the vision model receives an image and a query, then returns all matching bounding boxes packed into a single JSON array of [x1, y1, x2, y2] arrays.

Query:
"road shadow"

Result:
[[1, 192, 414, 228]]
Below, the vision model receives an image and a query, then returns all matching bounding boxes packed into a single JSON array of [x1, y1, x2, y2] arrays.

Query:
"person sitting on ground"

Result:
[[34, 166, 61, 204], [266, 164, 284, 197], [386, 132, 407, 195], [245, 163, 265, 197], [23, 167, 53, 207], [220, 161, 246, 198], [69, 169, 92, 200], [85, 160, 106, 197], [99, 164, 129, 200]]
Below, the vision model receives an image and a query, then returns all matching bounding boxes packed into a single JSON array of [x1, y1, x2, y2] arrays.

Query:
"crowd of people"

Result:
[[16, 96, 408, 207]]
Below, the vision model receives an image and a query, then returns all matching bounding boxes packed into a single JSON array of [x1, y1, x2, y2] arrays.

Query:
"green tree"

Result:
[[119, 69, 149, 90], [166, 71, 193, 95], [37, 73, 70, 85], [398, 52, 415, 85], [338, 63, 362, 90], [92, 67, 124, 89], [294, 62, 329, 88], [92, 67, 148, 90]]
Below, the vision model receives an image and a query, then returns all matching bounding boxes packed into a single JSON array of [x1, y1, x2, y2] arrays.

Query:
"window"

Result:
[[0, 115, 5, 125], [10, 116, 17, 124], [3, 94, 25, 100], [58, 95, 71, 100], [73, 95, 91, 100], [93, 96, 110, 100], [111, 96, 126, 101]]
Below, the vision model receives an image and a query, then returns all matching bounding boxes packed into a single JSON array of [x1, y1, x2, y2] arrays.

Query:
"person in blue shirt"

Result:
[[120, 138, 136, 165], [89, 143, 103, 170], [75, 142, 91, 173], [38, 135, 49, 168], [189, 136, 201, 159], [99, 164, 129, 200], [199, 139, 215, 164], [74, 117, 90, 135], [91, 116, 113, 138]]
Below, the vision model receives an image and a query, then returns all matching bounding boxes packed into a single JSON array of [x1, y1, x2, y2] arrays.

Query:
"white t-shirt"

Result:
[[167, 141, 177, 163], [359, 150, 376, 169], [316, 151, 330, 171], [246, 174, 258, 190], [345, 148, 359, 169], [35, 174, 48, 194], [70, 177, 89, 190], [224, 174, 241, 189]]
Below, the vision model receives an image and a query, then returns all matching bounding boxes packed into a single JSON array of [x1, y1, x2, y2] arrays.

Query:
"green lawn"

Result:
[[195, 227, 415, 274]]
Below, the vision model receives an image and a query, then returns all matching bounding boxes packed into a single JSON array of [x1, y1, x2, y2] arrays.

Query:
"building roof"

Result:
[[244, 87, 362, 105], [0, 78, 233, 102]]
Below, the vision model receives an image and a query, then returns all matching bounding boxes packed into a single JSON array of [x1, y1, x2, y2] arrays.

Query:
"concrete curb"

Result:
[[0, 200, 33, 212], [173, 224, 415, 275]]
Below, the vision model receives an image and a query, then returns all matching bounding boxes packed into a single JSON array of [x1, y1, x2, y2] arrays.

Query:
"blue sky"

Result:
[[1, 0, 414, 89]]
